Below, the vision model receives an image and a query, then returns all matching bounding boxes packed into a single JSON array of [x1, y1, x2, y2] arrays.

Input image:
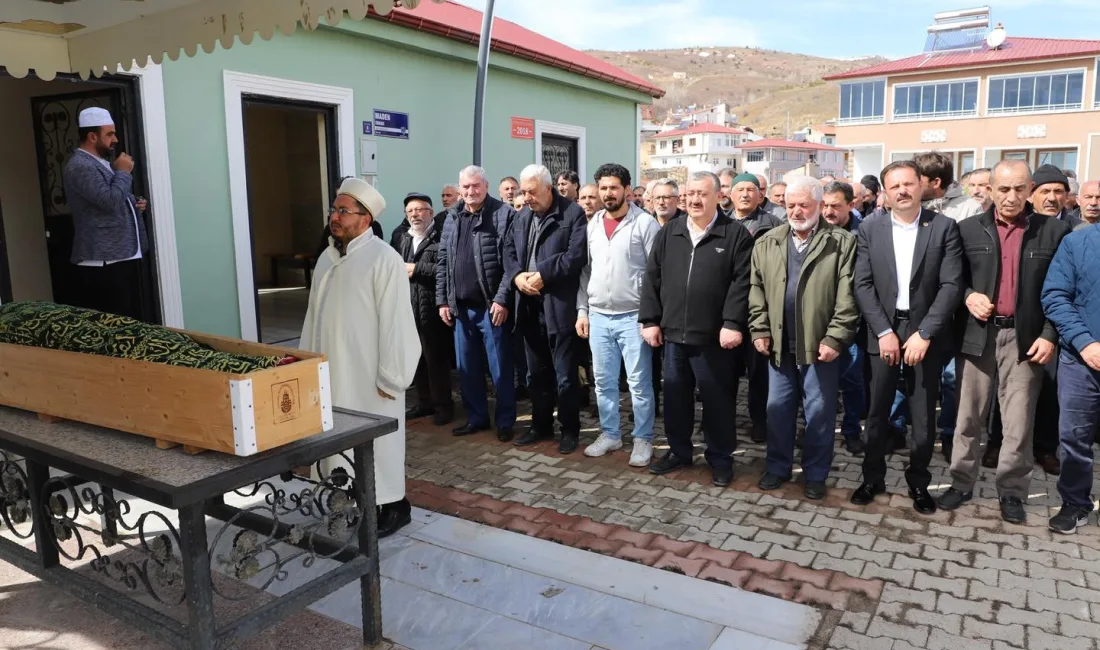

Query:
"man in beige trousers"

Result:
[[939, 160, 1070, 524]]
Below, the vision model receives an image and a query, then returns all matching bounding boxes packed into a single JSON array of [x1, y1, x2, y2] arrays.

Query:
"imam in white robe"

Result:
[[299, 229, 421, 505]]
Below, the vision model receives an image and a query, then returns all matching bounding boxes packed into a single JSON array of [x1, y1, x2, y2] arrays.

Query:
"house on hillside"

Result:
[[645, 124, 750, 177], [794, 124, 837, 146], [741, 139, 846, 184], [0, 0, 663, 344], [825, 9, 1100, 181]]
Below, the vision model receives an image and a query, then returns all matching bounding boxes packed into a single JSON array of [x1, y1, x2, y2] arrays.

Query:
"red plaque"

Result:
[[511, 117, 535, 140]]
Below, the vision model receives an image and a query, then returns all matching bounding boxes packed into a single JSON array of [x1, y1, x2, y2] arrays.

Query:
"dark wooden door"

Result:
[[541, 134, 578, 181], [29, 82, 158, 322]]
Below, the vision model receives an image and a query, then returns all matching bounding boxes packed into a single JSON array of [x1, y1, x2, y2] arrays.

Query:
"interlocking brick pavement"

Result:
[[404, 379, 1100, 649]]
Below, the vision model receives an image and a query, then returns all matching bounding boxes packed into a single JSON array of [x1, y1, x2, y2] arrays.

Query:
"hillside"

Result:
[[588, 47, 886, 137]]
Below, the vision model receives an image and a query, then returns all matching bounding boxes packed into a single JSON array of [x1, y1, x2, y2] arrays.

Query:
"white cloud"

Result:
[[453, 0, 761, 51]]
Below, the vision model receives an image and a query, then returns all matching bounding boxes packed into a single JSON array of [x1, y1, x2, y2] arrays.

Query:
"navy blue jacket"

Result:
[[435, 195, 516, 312], [505, 192, 588, 335], [1042, 225, 1100, 356]]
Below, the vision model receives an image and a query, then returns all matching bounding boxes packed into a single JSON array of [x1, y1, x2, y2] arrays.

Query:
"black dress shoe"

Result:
[[559, 434, 579, 454], [1000, 496, 1026, 524], [451, 422, 489, 437], [850, 482, 885, 505], [378, 498, 412, 539], [750, 422, 767, 444], [804, 482, 826, 500], [1035, 452, 1061, 476], [432, 406, 454, 426], [650, 451, 692, 475], [712, 466, 733, 488], [844, 437, 866, 456], [909, 487, 937, 515], [757, 472, 791, 491], [497, 427, 514, 443], [406, 405, 436, 420], [514, 427, 554, 446]]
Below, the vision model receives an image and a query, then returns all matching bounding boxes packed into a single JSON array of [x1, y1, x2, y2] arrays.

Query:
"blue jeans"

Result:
[[1056, 349, 1100, 511], [889, 357, 956, 441], [766, 353, 840, 483], [454, 304, 516, 429], [838, 343, 865, 441], [589, 311, 654, 442]]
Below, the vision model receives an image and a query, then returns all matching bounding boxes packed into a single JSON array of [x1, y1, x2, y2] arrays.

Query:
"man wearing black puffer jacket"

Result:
[[394, 193, 454, 426], [639, 170, 755, 488], [436, 165, 518, 442]]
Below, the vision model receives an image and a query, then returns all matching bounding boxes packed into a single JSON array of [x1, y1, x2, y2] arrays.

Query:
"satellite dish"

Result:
[[987, 24, 1006, 49]]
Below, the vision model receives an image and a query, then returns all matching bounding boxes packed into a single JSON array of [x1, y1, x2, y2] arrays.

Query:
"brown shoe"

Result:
[[1035, 452, 1061, 476], [981, 444, 1000, 469]]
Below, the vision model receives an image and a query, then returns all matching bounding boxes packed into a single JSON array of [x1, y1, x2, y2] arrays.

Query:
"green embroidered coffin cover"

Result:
[[0, 302, 281, 374]]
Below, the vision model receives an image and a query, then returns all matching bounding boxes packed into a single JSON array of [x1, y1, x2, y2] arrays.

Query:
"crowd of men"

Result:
[[390, 153, 1100, 534]]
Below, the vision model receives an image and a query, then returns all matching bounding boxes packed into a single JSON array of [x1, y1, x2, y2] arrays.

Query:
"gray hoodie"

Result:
[[577, 203, 660, 317], [923, 182, 984, 222]]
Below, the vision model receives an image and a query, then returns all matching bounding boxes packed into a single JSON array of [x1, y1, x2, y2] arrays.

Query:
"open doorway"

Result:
[[0, 70, 161, 321], [242, 97, 338, 345]]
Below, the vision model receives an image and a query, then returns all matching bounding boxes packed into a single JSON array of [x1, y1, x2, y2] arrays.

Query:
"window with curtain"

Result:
[[838, 80, 886, 124], [893, 80, 979, 120], [988, 70, 1085, 114]]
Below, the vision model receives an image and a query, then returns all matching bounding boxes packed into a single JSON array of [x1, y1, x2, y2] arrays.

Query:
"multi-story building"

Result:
[[740, 139, 847, 184], [826, 11, 1100, 181], [645, 124, 749, 176]]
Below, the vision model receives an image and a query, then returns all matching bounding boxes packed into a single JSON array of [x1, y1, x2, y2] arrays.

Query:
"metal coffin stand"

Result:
[[0, 406, 396, 650]]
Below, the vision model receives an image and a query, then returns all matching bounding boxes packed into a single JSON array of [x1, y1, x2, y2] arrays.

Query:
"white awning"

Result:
[[0, 0, 442, 80]]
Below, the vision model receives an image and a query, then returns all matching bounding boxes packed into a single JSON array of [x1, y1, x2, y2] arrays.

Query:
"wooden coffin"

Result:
[[0, 330, 332, 457]]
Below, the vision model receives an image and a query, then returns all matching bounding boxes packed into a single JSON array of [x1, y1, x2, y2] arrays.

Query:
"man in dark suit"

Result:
[[62, 107, 150, 320], [850, 161, 964, 513], [506, 164, 588, 452]]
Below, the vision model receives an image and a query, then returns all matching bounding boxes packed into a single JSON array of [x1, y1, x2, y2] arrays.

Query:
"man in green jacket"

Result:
[[749, 176, 860, 500]]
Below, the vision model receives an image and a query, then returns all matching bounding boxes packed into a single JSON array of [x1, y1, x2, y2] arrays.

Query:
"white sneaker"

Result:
[[629, 440, 654, 467], [584, 434, 623, 457]]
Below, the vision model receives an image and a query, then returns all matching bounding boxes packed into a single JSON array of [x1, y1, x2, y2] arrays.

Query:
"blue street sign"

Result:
[[373, 109, 409, 139], [362, 121, 373, 136]]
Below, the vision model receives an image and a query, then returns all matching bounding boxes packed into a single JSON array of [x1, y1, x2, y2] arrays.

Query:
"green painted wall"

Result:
[[162, 21, 646, 338]]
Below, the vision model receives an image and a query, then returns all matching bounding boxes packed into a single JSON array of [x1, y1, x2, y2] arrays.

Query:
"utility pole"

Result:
[[472, 0, 497, 166]]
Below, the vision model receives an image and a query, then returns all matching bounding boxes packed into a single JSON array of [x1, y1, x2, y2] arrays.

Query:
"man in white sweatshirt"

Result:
[[577, 163, 661, 466]]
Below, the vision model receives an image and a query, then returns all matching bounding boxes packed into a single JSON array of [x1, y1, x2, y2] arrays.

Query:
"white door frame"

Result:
[[126, 61, 185, 328], [223, 70, 355, 342], [535, 120, 587, 182]]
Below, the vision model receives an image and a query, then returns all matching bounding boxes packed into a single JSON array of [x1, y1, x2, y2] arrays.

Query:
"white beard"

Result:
[[790, 214, 820, 233]]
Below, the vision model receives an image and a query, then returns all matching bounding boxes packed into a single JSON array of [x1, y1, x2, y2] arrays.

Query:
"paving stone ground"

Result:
[[405, 377, 1100, 650]]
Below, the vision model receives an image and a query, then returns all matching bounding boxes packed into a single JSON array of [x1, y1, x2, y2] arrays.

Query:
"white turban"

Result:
[[337, 178, 385, 220], [78, 107, 114, 128]]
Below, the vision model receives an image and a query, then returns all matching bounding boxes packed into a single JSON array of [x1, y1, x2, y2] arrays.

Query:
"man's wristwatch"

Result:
[[918, 329, 931, 341]]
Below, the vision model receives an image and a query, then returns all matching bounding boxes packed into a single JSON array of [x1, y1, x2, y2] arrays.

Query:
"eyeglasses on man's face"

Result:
[[331, 206, 366, 217]]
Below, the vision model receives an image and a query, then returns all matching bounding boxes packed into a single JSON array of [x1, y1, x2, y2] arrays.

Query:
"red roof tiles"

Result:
[[825, 37, 1100, 81], [373, 1, 664, 98]]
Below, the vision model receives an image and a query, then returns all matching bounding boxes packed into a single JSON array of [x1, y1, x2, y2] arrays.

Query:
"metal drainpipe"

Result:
[[472, 0, 497, 166]]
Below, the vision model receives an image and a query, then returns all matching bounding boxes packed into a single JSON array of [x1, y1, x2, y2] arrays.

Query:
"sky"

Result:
[[452, 0, 1100, 60]]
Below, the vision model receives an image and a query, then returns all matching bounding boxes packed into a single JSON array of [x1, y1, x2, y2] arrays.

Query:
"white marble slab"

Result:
[[410, 514, 820, 647], [383, 542, 723, 650], [709, 628, 804, 650]]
